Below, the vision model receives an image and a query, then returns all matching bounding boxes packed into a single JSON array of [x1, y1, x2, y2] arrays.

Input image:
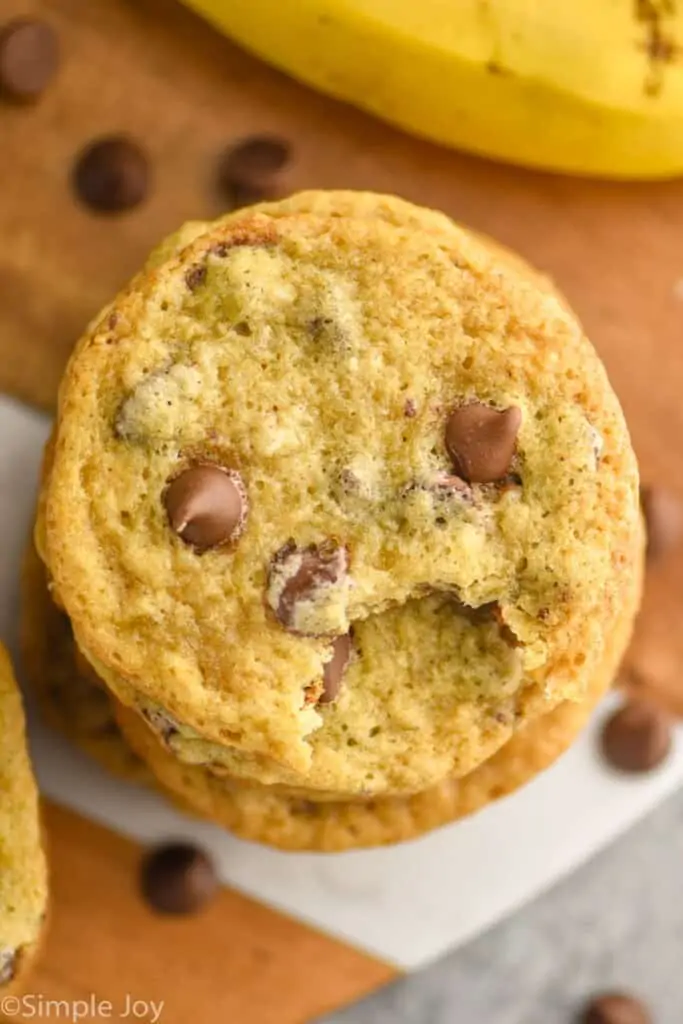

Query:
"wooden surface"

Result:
[[2, 803, 394, 1024], [3, 0, 683, 1020]]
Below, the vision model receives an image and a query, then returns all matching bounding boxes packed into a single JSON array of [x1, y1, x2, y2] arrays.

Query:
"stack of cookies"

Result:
[[23, 191, 643, 851]]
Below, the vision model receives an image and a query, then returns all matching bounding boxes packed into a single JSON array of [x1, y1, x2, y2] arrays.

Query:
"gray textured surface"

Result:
[[323, 789, 683, 1024]]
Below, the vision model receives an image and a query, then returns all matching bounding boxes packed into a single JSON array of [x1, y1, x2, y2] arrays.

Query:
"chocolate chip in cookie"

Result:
[[141, 705, 180, 744], [0, 948, 16, 985], [165, 465, 247, 551], [600, 699, 672, 773], [445, 403, 521, 483], [0, 19, 59, 102], [141, 842, 219, 915], [267, 541, 349, 634], [580, 992, 652, 1024], [185, 265, 207, 292], [320, 633, 352, 704]]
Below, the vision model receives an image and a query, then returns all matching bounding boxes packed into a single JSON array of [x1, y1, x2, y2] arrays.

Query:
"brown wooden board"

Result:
[[2, 0, 683, 1019], [0, 803, 394, 1024]]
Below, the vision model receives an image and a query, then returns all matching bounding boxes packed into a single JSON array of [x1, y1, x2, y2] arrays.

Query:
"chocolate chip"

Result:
[[580, 992, 652, 1024], [72, 135, 150, 213], [141, 705, 180, 744], [0, 19, 59, 102], [320, 634, 352, 705], [140, 842, 219, 915], [165, 465, 247, 551], [0, 948, 17, 985], [185, 265, 207, 292], [445, 403, 521, 483], [600, 699, 673, 773], [268, 540, 349, 633], [640, 485, 682, 562], [218, 135, 291, 206]]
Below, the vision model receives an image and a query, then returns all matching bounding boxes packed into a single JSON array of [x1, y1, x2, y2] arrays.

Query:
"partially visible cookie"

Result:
[[21, 541, 150, 785], [0, 642, 48, 989]]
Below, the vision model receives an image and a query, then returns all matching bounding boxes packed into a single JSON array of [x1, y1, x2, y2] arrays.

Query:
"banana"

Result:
[[183, 0, 683, 180]]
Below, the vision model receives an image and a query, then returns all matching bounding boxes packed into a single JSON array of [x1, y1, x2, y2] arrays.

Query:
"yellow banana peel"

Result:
[[183, 0, 683, 180]]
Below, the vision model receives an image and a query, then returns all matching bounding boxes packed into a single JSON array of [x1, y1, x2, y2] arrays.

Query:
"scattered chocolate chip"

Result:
[[445, 402, 521, 483], [600, 699, 672, 773], [233, 320, 252, 336], [0, 19, 59, 102], [140, 842, 219, 915], [268, 540, 348, 633], [72, 135, 150, 214], [580, 992, 652, 1024], [404, 399, 417, 418], [218, 135, 291, 206], [185, 265, 207, 292], [165, 464, 247, 551], [320, 633, 352, 705], [640, 485, 682, 562], [0, 948, 17, 985]]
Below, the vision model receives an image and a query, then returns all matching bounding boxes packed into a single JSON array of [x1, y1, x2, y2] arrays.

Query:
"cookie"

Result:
[[0, 642, 48, 988], [25, 530, 641, 850], [21, 541, 150, 785], [37, 191, 641, 798]]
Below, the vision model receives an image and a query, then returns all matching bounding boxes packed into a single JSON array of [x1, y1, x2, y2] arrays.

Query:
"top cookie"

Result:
[[39, 191, 640, 796]]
